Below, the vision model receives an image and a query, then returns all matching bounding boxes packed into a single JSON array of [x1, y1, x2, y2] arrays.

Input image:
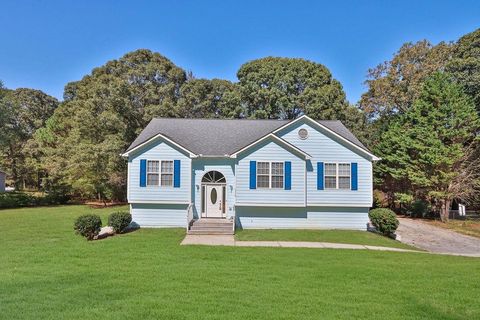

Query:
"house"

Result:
[[122, 115, 379, 233], [0, 170, 5, 193]]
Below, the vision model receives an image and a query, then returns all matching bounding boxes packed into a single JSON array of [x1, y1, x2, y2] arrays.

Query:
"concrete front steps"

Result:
[[188, 218, 234, 235]]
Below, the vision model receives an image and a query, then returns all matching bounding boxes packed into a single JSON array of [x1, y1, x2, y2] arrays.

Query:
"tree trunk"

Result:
[[439, 199, 451, 222]]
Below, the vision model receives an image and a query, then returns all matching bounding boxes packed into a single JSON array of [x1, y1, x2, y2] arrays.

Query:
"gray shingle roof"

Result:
[[125, 117, 369, 156]]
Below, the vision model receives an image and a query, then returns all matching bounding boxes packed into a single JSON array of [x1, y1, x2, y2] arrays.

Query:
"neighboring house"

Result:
[[122, 115, 379, 232], [0, 170, 5, 193]]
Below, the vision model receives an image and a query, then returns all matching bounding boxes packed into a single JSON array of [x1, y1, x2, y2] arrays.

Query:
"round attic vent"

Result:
[[298, 128, 309, 140]]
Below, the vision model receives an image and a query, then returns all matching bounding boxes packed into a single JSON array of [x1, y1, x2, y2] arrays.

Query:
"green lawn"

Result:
[[1, 205, 479, 319], [235, 229, 417, 250]]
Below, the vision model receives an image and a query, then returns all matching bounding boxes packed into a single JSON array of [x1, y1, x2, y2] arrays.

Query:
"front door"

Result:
[[205, 185, 223, 218]]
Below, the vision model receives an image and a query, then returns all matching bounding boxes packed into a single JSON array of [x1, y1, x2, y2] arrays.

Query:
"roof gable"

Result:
[[230, 134, 311, 160], [273, 115, 379, 161]]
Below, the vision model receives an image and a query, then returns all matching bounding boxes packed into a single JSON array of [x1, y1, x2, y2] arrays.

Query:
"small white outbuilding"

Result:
[[0, 170, 5, 192]]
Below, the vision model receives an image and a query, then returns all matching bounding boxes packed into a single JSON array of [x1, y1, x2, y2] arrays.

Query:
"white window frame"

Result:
[[146, 160, 174, 187], [146, 160, 159, 187], [256, 161, 284, 189], [324, 162, 351, 190]]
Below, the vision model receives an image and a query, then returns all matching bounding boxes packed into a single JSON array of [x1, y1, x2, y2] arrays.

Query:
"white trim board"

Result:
[[235, 203, 306, 207], [128, 200, 191, 205]]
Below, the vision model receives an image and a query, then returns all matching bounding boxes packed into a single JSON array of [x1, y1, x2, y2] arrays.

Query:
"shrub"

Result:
[[410, 200, 431, 218], [0, 192, 36, 208], [108, 211, 132, 233], [0, 191, 70, 209], [74, 214, 102, 240], [368, 208, 399, 236]]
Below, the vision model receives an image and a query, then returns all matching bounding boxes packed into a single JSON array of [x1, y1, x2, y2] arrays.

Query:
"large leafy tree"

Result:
[[0, 88, 58, 188], [176, 79, 243, 118], [236, 56, 366, 141], [36, 49, 187, 200], [360, 40, 452, 120], [375, 73, 480, 221], [447, 28, 480, 113], [237, 57, 350, 120]]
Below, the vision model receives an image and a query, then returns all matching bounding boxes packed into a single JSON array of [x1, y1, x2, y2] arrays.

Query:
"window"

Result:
[[147, 160, 159, 186], [338, 163, 351, 189], [146, 160, 173, 186], [257, 162, 270, 188], [298, 128, 309, 140], [257, 161, 284, 189], [160, 160, 174, 186], [271, 162, 284, 188], [324, 163, 337, 189], [324, 163, 351, 190]]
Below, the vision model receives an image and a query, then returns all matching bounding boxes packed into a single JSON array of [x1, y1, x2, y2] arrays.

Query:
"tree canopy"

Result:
[[237, 57, 350, 120], [447, 28, 480, 113], [375, 73, 480, 220], [176, 79, 242, 118], [0, 88, 59, 188]]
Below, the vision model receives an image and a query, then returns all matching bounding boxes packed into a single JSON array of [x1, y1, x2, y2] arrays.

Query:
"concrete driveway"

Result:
[[396, 218, 480, 257]]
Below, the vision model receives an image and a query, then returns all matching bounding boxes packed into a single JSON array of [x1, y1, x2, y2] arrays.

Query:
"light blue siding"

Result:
[[128, 138, 191, 204], [131, 203, 187, 227], [278, 120, 373, 207], [192, 158, 236, 219], [236, 206, 369, 230], [235, 138, 306, 206]]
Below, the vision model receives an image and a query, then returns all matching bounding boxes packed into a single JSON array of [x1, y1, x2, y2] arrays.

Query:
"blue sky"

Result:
[[0, 0, 479, 104]]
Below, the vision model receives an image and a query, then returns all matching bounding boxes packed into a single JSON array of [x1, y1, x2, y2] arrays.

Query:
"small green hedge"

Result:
[[74, 214, 102, 240], [108, 211, 132, 233], [0, 192, 70, 209], [369, 208, 399, 236]]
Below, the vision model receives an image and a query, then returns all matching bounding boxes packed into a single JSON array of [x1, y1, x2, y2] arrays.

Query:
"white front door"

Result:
[[205, 185, 223, 218]]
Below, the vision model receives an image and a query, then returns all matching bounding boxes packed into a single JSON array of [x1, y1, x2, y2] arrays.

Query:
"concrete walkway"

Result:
[[181, 235, 421, 253], [396, 217, 480, 257]]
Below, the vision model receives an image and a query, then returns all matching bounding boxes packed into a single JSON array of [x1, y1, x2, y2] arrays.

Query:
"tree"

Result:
[[375, 73, 480, 221], [360, 40, 452, 120], [0, 88, 58, 189], [36, 49, 187, 200], [447, 28, 480, 113], [176, 79, 243, 118], [237, 57, 350, 120]]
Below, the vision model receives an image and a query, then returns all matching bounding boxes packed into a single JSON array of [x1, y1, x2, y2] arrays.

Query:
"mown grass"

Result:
[[235, 228, 416, 249], [0, 205, 479, 319]]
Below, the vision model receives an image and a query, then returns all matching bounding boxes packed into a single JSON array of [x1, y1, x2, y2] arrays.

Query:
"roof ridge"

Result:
[[152, 117, 290, 122]]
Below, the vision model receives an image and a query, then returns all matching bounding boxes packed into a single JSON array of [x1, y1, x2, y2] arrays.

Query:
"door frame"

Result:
[[201, 182, 226, 218]]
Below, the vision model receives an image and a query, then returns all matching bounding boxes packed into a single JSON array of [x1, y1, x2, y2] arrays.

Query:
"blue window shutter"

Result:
[[351, 162, 358, 191], [174, 160, 181, 188], [140, 159, 147, 187], [284, 161, 291, 190], [317, 162, 324, 190], [249, 161, 256, 189]]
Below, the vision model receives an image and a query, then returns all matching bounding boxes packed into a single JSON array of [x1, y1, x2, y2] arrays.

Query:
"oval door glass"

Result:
[[210, 188, 217, 204]]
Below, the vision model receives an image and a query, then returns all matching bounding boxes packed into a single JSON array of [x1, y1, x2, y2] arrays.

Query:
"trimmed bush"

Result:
[[108, 211, 132, 233], [74, 214, 102, 240], [369, 208, 399, 236]]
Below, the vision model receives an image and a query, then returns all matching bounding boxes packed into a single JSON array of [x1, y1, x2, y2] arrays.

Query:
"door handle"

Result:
[[219, 200, 222, 210]]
